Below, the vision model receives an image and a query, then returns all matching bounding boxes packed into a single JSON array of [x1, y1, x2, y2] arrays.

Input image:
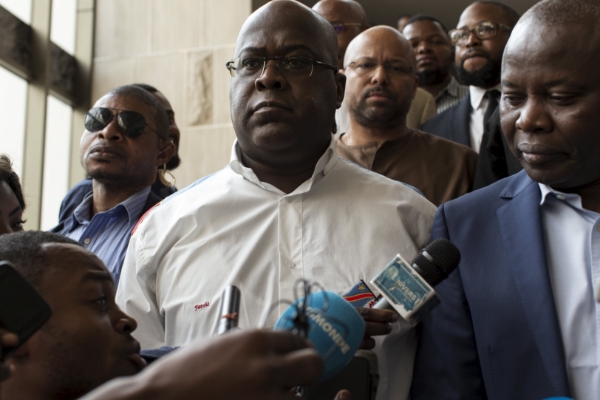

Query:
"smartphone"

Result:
[[303, 356, 374, 400], [0, 261, 52, 361]]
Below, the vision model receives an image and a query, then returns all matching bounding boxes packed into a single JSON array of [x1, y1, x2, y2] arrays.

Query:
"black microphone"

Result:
[[217, 285, 240, 335], [371, 238, 460, 325]]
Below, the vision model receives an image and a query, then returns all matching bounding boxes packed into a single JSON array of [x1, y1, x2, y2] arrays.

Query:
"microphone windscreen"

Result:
[[274, 291, 366, 381], [412, 238, 461, 286]]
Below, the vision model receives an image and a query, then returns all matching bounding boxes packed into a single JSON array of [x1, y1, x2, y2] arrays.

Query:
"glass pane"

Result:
[[51, 0, 77, 55], [0, 0, 32, 24], [40, 95, 72, 230], [0, 65, 28, 178]]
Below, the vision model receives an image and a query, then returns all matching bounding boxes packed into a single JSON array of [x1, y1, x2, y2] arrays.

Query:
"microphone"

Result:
[[371, 238, 460, 325], [217, 285, 240, 335], [274, 290, 365, 381]]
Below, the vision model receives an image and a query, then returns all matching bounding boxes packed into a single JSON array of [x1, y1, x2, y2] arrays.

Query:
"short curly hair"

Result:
[[0, 154, 25, 210]]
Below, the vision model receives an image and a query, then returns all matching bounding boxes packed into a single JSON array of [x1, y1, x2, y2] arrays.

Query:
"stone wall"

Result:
[[91, 0, 251, 187]]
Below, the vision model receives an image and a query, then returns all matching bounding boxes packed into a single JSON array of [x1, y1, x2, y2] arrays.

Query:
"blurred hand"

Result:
[[82, 329, 324, 400], [0, 329, 19, 382], [357, 307, 398, 349], [334, 389, 351, 400]]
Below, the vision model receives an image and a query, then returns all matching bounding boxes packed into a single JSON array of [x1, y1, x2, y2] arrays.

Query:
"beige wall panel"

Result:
[[133, 53, 186, 128], [91, 58, 134, 102], [204, 0, 251, 46], [94, 0, 149, 58], [213, 46, 236, 125], [151, 0, 205, 52], [187, 50, 213, 126], [173, 125, 237, 187]]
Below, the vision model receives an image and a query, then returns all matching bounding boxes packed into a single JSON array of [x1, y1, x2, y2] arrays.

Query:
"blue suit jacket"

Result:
[[420, 93, 471, 147], [411, 171, 571, 400]]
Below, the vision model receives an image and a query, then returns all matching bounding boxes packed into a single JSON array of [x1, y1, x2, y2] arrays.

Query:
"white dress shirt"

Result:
[[117, 138, 436, 400], [539, 184, 600, 400], [468, 84, 501, 153]]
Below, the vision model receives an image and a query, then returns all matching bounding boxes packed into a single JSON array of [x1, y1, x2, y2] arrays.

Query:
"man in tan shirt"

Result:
[[313, 0, 436, 133], [336, 26, 477, 206]]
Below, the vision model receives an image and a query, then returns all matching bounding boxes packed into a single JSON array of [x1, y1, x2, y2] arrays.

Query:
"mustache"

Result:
[[360, 86, 397, 101], [460, 50, 492, 66]]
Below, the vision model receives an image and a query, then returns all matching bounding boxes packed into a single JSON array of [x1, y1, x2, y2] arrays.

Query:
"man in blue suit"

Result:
[[411, 0, 600, 399], [420, 1, 518, 151]]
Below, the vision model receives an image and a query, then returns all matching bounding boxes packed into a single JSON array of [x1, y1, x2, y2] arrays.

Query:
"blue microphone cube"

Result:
[[274, 290, 365, 381]]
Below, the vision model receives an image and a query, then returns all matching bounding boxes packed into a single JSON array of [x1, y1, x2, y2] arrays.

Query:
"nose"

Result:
[[370, 64, 389, 85], [114, 311, 138, 334], [96, 118, 124, 141], [255, 59, 286, 91], [464, 29, 481, 47], [0, 220, 13, 235], [514, 97, 553, 134], [416, 41, 431, 54]]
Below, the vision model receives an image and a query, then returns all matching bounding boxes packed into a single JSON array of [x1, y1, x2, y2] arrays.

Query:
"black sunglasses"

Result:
[[84, 107, 160, 138]]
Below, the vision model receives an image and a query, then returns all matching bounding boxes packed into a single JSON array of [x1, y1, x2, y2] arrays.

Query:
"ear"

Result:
[[335, 71, 346, 109], [156, 140, 176, 167]]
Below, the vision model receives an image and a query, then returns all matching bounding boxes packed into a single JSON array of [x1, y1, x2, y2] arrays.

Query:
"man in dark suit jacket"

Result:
[[420, 1, 519, 151], [411, 1, 600, 399], [51, 85, 175, 284]]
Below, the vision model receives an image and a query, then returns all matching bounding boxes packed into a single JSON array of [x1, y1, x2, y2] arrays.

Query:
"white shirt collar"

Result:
[[228, 135, 339, 195], [469, 84, 502, 110], [539, 183, 584, 210]]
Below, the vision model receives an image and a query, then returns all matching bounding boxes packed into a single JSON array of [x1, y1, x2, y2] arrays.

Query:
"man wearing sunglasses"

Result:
[[52, 85, 175, 286], [56, 84, 180, 228], [421, 0, 519, 153], [313, 0, 438, 135], [117, 2, 437, 400]]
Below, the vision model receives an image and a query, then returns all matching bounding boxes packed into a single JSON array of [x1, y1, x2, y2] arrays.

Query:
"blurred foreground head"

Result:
[[0, 231, 144, 400]]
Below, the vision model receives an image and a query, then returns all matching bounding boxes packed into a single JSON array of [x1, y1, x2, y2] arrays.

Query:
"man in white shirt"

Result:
[[412, 0, 600, 399], [116, 1, 436, 400], [420, 0, 520, 151]]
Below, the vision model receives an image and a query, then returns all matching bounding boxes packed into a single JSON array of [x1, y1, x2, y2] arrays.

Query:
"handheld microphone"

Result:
[[217, 285, 240, 335], [371, 238, 460, 325], [274, 290, 365, 381]]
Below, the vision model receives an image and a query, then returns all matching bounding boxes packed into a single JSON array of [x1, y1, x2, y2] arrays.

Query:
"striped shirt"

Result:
[[58, 186, 150, 285], [435, 77, 469, 114]]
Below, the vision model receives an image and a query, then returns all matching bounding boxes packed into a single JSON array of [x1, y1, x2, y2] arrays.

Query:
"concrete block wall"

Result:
[[91, 0, 252, 187]]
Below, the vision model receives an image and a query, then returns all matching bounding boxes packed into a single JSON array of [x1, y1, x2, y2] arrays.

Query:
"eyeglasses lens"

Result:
[[476, 23, 496, 39], [118, 111, 147, 138], [332, 24, 345, 34], [84, 108, 147, 138]]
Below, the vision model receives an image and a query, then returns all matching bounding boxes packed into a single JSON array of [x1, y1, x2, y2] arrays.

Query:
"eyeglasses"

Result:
[[448, 20, 512, 46], [225, 56, 338, 78], [330, 23, 362, 35], [345, 61, 414, 76], [84, 107, 160, 139]]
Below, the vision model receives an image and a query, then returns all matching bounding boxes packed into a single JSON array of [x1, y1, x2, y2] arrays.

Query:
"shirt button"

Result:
[[83, 238, 91, 245], [556, 194, 566, 200], [287, 260, 296, 269]]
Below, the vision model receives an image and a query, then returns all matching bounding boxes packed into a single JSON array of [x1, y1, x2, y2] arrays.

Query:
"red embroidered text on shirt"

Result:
[[194, 302, 210, 311]]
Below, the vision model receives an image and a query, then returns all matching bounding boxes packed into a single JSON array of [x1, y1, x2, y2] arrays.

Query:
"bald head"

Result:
[[345, 26, 416, 69], [228, 0, 346, 179], [500, 0, 600, 190], [236, 0, 338, 66], [343, 26, 419, 130], [313, 0, 368, 26], [313, 0, 369, 69]]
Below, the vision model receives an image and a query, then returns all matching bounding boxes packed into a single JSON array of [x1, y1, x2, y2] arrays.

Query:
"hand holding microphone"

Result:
[[371, 238, 461, 325]]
